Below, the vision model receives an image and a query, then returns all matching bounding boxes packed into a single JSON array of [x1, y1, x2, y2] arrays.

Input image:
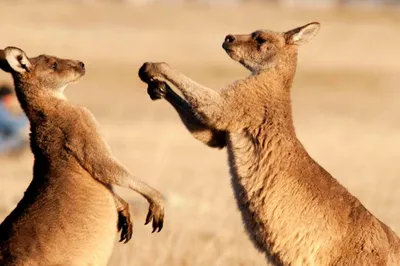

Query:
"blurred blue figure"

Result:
[[0, 85, 29, 155]]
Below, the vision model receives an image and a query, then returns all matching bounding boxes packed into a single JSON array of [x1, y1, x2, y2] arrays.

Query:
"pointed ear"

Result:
[[0, 49, 13, 73], [284, 22, 320, 45], [3, 47, 32, 73]]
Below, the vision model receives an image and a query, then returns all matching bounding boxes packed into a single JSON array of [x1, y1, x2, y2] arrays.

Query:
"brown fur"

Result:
[[0, 47, 164, 266], [139, 23, 400, 265]]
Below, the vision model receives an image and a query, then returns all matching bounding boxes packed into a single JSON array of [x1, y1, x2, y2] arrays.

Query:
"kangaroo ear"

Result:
[[285, 22, 320, 45], [0, 49, 13, 73], [3, 47, 32, 73]]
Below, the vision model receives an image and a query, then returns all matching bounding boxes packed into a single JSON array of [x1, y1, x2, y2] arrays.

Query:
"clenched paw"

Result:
[[147, 80, 168, 101], [117, 206, 133, 244], [144, 201, 164, 233], [138, 62, 166, 83]]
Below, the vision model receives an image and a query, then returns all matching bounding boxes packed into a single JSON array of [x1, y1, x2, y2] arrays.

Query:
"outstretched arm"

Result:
[[147, 80, 227, 149], [139, 63, 261, 132], [88, 155, 164, 232], [65, 127, 164, 233]]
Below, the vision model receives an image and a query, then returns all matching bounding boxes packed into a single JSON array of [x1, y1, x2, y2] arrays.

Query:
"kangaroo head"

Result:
[[222, 22, 320, 74], [0, 47, 85, 99]]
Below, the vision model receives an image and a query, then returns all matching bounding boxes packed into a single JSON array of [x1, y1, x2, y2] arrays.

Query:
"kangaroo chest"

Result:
[[227, 132, 278, 249], [226, 132, 337, 265]]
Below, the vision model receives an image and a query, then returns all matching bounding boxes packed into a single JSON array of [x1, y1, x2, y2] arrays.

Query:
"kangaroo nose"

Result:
[[79, 62, 85, 70], [224, 35, 236, 43]]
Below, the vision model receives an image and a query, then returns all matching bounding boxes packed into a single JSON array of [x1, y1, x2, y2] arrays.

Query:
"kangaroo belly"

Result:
[[0, 169, 118, 266], [55, 173, 118, 265]]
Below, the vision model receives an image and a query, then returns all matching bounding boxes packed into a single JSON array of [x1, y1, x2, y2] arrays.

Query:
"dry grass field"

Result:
[[1, 1, 400, 265]]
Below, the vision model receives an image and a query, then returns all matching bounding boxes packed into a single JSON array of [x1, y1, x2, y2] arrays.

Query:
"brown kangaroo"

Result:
[[0, 47, 164, 266], [138, 22, 400, 265]]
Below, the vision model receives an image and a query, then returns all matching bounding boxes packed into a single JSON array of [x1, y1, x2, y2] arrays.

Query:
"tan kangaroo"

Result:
[[138, 23, 400, 265], [0, 47, 164, 266]]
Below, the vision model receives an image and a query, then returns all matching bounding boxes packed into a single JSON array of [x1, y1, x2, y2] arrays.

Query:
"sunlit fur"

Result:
[[139, 22, 400, 265], [0, 47, 164, 265]]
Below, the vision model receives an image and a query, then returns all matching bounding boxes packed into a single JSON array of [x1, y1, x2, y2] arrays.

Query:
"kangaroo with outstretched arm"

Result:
[[138, 23, 400, 265]]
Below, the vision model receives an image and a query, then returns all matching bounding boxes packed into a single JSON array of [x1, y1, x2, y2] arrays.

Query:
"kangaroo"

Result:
[[0, 47, 164, 266], [138, 23, 400, 265]]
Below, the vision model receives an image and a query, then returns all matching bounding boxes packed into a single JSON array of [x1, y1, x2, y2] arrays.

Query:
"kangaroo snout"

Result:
[[223, 34, 236, 50], [73, 60, 86, 76], [79, 61, 85, 71]]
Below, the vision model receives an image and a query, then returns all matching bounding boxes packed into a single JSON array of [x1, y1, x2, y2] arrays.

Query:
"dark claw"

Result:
[[147, 85, 162, 101], [119, 221, 131, 243], [151, 214, 164, 233], [158, 220, 164, 232], [117, 209, 133, 244], [147, 80, 167, 101], [153, 218, 159, 233], [145, 210, 153, 225], [145, 202, 164, 233]]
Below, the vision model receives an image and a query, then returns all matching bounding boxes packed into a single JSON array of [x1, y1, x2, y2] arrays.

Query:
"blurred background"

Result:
[[0, 0, 400, 265]]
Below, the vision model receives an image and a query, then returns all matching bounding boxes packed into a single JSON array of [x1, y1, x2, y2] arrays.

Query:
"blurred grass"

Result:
[[0, 2, 400, 265]]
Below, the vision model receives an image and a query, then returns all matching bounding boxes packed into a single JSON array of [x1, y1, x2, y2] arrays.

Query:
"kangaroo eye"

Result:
[[51, 62, 57, 70], [255, 36, 267, 44]]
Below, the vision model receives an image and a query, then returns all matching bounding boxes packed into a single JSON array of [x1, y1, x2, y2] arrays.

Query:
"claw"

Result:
[[145, 202, 164, 233], [152, 219, 156, 232], [145, 209, 154, 225], [147, 80, 167, 101], [119, 223, 127, 243], [117, 207, 133, 244], [158, 220, 163, 232]]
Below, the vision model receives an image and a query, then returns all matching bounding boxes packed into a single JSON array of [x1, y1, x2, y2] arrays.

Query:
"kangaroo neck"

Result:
[[13, 78, 61, 123]]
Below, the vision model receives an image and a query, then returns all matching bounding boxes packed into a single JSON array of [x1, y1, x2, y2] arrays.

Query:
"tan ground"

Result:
[[0, 2, 400, 265]]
